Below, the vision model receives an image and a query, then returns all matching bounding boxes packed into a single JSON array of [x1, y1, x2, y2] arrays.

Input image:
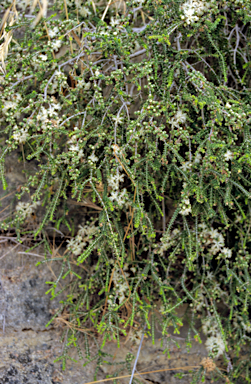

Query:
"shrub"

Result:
[[1, 0, 251, 382]]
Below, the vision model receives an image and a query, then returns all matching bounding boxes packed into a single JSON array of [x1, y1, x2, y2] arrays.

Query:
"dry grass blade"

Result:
[[71, 30, 82, 47], [68, 198, 103, 211], [31, 0, 48, 29], [0, 7, 11, 36], [0, 2, 18, 74], [30, 0, 39, 13], [101, 0, 112, 21], [54, 316, 92, 335]]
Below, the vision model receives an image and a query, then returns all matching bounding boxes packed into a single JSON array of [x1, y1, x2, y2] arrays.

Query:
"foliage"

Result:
[[1, 0, 251, 382]]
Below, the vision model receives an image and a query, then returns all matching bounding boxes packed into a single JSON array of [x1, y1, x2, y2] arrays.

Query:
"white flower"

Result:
[[112, 115, 123, 124], [205, 334, 225, 358], [194, 152, 202, 164], [224, 150, 233, 161], [113, 144, 122, 155], [16, 202, 31, 212], [55, 70, 63, 77], [95, 70, 100, 76], [185, 10, 199, 24], [2, 100, 18, 114], [108, 173, 125, 190], [180, 207, 191, 215], [221, 247, 232, 258], [39, 54, 48, 61], [202, 318, 218, 336], [181, 1, 198, 24], [77, 80, 91, 90], [15, 200, 40, 219], [110, 17, 120, 27], [225, 102, 231, 109], [51, 40, 62, 51], [169, 117, 180, 129], [209, 228, 220, 239], [235, 215, 242, 223], [109, 188, 127, 207], [180, 198, 192, 216], [67, 220, 98, 255], [180, 0, 210, 24], [211, 244, 222, 255], [108, 175, 119, 190], [99, 31, 109, 37], [69, 144, 79, 152], [206, 272, 214, 280], [181, 161, 192, 172], [109, 191, 119, 201], [47, 104, 60, 117], [175, 109, 187, 124], [75, 0, 82, 7], [79, 6, 91, 17], [88, 153, 98, 162], [84, 82, 91, 90], [77, 79, 86, 87], [13, 127, 30, 144], [48, 27, 59, 38], [117, 173, 125, 183], [211, 234, 224, 254]]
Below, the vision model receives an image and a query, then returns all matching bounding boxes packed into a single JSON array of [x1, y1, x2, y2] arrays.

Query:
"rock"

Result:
[[0, 243, 97, 384]]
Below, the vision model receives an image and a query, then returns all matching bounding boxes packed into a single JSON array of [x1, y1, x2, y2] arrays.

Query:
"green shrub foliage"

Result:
[[1, 0, 251, 382]]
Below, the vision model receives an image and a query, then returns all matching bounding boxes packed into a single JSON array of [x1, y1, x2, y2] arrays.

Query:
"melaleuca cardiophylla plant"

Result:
[[1, 0, 251, 380]]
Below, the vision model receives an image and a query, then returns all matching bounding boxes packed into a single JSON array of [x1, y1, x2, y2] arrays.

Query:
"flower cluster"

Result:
[[65, 0, 92, 17], [15, 201, 41, 220], [108, 171, 129, 208], [50, 40, 62, 51], [169, 108, 187, 129], [36, 101, 62, 132], [232, 314, 251, 334], [48, 26, 59, 39], [108, 262, 136, 305], [198, 224, 232, 257], [181, 161, 192, 172], [180, 0, 213, 24], [179, 198, 192, 216], [66, 220, 98, 256], [1, 93, 22, 118], [224, 150, 233, 161], [13, 125, 30, 144], [202, 317, 226, 359], [158, 228, 181, 256]]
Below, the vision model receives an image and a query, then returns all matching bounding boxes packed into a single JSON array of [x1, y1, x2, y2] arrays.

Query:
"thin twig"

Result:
[[129, 323, 146, 384]]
